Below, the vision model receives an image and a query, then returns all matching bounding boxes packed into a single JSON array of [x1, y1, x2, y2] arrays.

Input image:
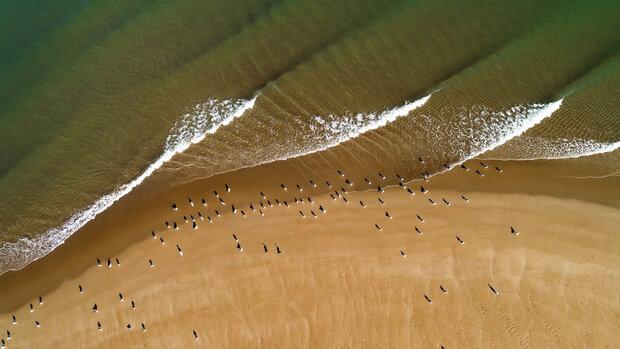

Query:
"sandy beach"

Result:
[[1, 151, 618, 348], [1, 1, 619, 347]]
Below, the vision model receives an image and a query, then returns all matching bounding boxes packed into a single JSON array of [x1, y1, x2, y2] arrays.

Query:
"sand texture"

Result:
[[0, 156, 619, 348]]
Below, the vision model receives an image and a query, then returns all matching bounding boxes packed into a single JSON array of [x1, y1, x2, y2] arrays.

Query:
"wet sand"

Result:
[[0, 154, 619, 348]]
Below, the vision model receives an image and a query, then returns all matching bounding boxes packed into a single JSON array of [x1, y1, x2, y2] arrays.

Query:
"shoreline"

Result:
[[1, 152, 618, 347], [2, 143, 617, 278], [2, 80, 617, 275]]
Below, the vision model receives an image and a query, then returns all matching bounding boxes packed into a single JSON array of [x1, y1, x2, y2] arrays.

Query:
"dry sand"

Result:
[[0, 154, 619, 348]]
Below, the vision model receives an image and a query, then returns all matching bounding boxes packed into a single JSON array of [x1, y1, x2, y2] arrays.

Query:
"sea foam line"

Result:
[[416, 99, 563, 181], [365, 99, 566, 184], [0, 94, 592, 275], [0, 96, 257, 275], [464, 99, 564, 160], [179, 93, 436, 195], [298, 93, 433, 157], [319, 99, 568, 203], [301, 96, 563, 172], [481, 137, 620, 161], [554, 140, 620, 159]]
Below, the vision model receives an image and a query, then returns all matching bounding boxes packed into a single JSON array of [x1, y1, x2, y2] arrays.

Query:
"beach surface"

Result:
[[0, 151, 618, 348]]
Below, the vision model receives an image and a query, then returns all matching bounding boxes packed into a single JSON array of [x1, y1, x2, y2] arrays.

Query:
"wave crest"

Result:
[[482, 136, 620, 160], [298, 94, 433, 156], [0, 95, 257, 275]]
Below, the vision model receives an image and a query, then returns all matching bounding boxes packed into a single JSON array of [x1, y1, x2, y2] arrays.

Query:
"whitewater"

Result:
[[1, 93, 617, 275], [0, 96, 257, 275]]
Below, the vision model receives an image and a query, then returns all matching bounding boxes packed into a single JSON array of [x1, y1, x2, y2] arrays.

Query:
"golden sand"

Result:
[[0, 155, 619, 348]]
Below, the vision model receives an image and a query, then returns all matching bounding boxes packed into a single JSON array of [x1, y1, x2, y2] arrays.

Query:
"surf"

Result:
[[3, 93, 618, 276], [0, 95, 257, 275], [481, 137, 620, 161]]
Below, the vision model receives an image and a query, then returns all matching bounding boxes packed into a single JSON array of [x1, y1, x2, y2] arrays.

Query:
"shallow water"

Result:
[[0, 0, 618, 273]]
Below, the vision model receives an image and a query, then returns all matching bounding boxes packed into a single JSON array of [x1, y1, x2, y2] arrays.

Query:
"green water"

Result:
[[0, 0, 618, 272]]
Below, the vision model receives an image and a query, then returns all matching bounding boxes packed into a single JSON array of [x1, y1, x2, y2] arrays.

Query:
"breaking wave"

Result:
[[0, 96, 257, 275], [4, 93, 619, 276], [294, 94, 433, 157], [481, 136, 620, 160]]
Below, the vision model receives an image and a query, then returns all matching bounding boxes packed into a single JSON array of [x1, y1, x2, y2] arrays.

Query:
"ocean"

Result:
[[0, 0, 618, 273]]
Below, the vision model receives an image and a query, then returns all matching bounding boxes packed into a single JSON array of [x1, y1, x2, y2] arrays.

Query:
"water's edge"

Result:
[[2, 95, 617, 275]]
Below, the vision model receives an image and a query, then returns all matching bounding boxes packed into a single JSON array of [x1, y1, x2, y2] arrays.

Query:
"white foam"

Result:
[[481, 136, 620, 160], [394, 99, 565, 181], [323, 94, 431, 142], [298, 93, 432, 156], [295, 96, 563, 170], [165, 97, 257, 153], [5, 92, 612, 275], [559, 140, 620, 158], [464, 99, 564, 160], [305, 97, 564, 178], [0, 96, 257, 275]]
